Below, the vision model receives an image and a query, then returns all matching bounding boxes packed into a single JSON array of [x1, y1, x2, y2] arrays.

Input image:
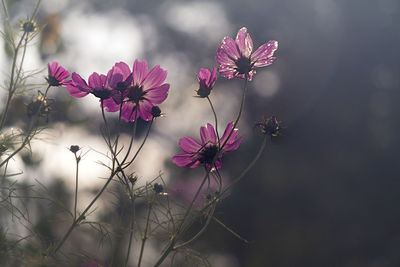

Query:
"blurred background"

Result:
[[1, 0, 400, 266]]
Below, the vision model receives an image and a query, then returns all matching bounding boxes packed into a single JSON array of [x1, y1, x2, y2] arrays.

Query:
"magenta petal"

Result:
[[200, 123, 217, 144], [142, 65, 167, 90], [179, 137, 202, 153], [224, 135, 244, 152], [137, 100, 153, 121], [216, 47, 236, 68], [210, 67, 217, 86], [121, 102, 137, 122], [102, 98, 119, 112], [172, 154, 200, 168], [88, 72, 102, 88], [65, 85, 89, 98], [197, 68, 211, 87], [253, 57, 277, 68], [235, 27, 253, 58], [251, 40, 278, 64], [220, 121, 234, 143], [145, 84, 169, 104], [133, 59, 148, 86], [218, 37, 240, 60]]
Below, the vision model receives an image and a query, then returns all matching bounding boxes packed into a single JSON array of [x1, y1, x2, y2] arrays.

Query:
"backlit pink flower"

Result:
[[172, 122, 243, 170], [196, 67, 217, 98], [215, 27, 278, 81], [118, 59, 169, 122], [46, 62, 70, 86], [66, 72, 112, 99]]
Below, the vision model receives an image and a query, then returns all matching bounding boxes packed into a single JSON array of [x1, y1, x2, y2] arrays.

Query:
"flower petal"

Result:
[[142, 65, 167, 90], [121, 102, 137, 122], [65, 72, 90, 98], [179, 137, 202, 153], [224, 135, 244, 152], [137, 100, 153, 121], [200, 123, 217, 144], [172, 153, 200, 168], [251, 40, 278, 66], [235, 27, 253, 58], [218, 37, 240, 61], [133, 59, 148, 86], [144, 84, 169, 104], [102, 97, 120, 112]]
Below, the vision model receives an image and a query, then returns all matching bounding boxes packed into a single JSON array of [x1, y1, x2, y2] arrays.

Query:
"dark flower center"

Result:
[[199, 145, 218, 164], [22, 21, 35, 33], [235, 56, 253, 74], [46, 75, 61, 86], [127, 85, 146, 103], [93, 89, 111, 99], [197, 85, 211, 98], [116, 81, 129, 91]]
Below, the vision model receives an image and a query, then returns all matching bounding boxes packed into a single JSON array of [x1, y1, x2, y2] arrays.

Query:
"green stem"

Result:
[[207, 96, 220, 146], [220, 76, 248, 150], [137, 194, 155, 267], [73, 154, 79, 221], [124, 194, 136, 267], [52, 170, 117, 255]]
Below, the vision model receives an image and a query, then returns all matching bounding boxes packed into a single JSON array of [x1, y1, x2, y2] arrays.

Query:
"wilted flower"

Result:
[[27, 91, 51, 118], [196, 67, 217, 98], [216, 27, 278, 81], [20, 19, 37, 33], [46, 62, 71, 86], [256, 116, 281, 136], [172, 122, 243, 170]]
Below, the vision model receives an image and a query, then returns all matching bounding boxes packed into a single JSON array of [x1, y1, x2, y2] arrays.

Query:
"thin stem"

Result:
[[207, 96, 220, 146], [52, 170, 117, 255], [125, 119, 153, 167], [73, 154, 79, 221], [137, 193, 155, 267], [0, 85, 51, 168], [154, 171, 210, 267], [124, 194, 136, 267], [220, 76, 248, 150], [0, 32, 27, 131], [121, 108, 138, 166]]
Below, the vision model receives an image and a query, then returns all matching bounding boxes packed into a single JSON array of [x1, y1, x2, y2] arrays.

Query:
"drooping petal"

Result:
[[235, 27, 253, 58], [251, 40, 278, 66], [144, 84, 169, 104], [172, 153, 200, 168], [65, 72, 90, 98], [179, 136, 202, 153], [224, 135, 244, 151], [132, 59, 148, 86], [142, 65, 167, 90], [137, 100, 153, 121], [102, 97, 120, 112], [121, 101, 137, 122], [200, 123, 217, 144]]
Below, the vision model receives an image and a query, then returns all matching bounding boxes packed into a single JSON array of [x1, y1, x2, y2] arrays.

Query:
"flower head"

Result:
[[46, 62, 70, 86], [216, 27, 278, 81], [20, 19, 37, 33], [256, 115, 281, 136], [172, 122, 243, 170], [115, 59, 169, 122], [66, 72, 114, 100], [196, 67, 217, 98]]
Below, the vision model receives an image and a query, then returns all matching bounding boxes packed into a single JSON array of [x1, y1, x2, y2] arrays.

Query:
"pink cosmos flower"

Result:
[[196, 67, 217, 98], [66, 72, 112, 99], [172, 122, 243, 170], [215, 27, 278, 81], [46, 62, 70, 86], [110, 59, 169, 122]]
